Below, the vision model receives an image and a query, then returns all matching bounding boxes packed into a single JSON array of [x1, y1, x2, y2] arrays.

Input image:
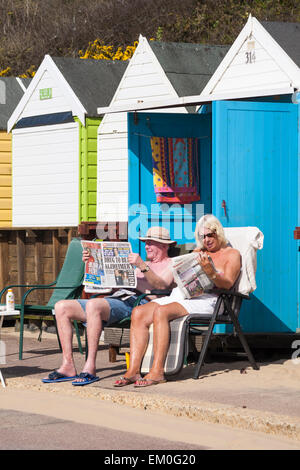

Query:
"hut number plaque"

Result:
[[39, 88, 52, 100]]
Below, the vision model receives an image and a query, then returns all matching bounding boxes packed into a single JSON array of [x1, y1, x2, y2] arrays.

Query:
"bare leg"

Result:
[[73, 298, 110, 382], [48, 299, 86, 378], [136, 302, 188, 384], [118, 302, 157, 381]]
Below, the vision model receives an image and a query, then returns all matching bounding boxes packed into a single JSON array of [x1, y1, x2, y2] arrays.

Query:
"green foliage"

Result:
[[0, 0, 299, 76], [156, 26, 164, 41], [160, 0, 300, 44]]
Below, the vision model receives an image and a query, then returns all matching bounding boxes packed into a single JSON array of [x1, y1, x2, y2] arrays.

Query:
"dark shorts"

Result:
[[77, 295, 148, 327]]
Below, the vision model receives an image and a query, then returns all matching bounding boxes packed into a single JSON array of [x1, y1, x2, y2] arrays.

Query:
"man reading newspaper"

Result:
[[42, 227, 176, 386]]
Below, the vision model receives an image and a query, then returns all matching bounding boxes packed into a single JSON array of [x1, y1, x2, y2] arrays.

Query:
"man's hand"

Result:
[[82, 249, 90, 263], [196, 251, 215, 277], [128, 253, 145, 270]]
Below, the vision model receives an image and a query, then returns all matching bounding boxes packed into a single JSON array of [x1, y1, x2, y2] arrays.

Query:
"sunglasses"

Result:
[[199, 232, 216, 241]]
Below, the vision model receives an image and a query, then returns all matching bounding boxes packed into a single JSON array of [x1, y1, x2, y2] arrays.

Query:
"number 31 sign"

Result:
[[245, 51, 256, 64], [246, 40, 256, 64]]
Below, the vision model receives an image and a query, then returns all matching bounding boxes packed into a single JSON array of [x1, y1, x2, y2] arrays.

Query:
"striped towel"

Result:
[[150, 136, 200, 203], [141, 316, 189, 376]]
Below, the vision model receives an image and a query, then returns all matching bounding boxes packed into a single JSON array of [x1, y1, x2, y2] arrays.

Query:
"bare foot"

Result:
[[134, 375, 166, 387], [72, 368, 96, 384], [114, 373, 141, 387]]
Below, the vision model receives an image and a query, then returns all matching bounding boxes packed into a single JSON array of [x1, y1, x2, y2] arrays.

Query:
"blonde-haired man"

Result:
[[195, 213, 228, 249], [116, 214, 241, 388]]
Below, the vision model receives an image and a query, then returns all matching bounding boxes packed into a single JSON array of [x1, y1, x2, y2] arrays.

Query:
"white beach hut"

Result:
[[8, 55, 126, 228], [97, 35, 229, 223], [200, 15, 300, 99]]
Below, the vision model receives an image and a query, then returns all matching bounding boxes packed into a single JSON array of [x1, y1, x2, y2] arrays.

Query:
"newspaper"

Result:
[[81, 240, 137, 291], [83, 285, 113, 294], [171, 252, 218, 299]]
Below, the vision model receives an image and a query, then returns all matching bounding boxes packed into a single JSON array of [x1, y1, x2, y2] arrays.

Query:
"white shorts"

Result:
[[152, 287, 218, 315]]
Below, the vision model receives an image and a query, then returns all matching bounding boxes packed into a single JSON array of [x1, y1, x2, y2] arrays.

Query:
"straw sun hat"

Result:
[[139, 226, 176, 245]]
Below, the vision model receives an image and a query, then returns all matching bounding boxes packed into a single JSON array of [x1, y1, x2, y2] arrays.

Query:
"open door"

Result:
[[128, 112, 212, 257], [213, 100, 298, 333]]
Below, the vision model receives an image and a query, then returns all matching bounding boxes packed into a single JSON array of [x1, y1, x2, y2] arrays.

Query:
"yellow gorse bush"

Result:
[[17, 39, 138, 78], [19, 65, 36, 78], [0, 66, 11, 76], [79, 39, 138, 61]]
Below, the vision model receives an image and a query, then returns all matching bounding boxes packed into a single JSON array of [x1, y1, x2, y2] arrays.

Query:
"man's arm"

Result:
[[199, 249, 241, 290], [142, 264, 174, 290], [215, 250, 241, 289], [141, 268, 173, 290], [128, 253, 174, 290]]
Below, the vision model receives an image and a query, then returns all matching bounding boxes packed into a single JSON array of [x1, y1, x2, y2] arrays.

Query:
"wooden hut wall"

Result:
[[12, 122, 80, 228], [0, 131, 12, 227], [79, 117, 101, 223], [0, 227, 78, 305]]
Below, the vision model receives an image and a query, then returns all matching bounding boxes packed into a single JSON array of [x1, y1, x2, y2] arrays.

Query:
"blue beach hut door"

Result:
[[128, 112, 212, 257], [213, 100, 299, 333]]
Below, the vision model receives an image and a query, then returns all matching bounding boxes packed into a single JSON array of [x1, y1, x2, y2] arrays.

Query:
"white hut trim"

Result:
[[8, 55, 87, 132]]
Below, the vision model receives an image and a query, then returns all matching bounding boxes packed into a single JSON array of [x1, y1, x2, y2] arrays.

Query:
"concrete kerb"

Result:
[[4, 377, 300, 442]]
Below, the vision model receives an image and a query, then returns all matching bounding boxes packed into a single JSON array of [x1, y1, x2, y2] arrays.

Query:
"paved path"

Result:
[[1, 389, 300, 450], [0, 408, 203, 451], [1, 329, 300, 449]]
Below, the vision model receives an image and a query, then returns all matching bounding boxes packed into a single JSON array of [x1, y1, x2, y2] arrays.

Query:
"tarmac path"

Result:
[[0, 408, 203, 451], [1, 329, 300, 451], [1, 387, 300, 451]]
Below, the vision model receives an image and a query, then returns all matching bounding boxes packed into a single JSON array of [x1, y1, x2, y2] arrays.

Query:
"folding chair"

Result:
[[140, 226, 264, 380], [103, 290, 172, 362], [0, 237, 85, 360], [187, 290, 259, 379], [102, 238, 189, 361]]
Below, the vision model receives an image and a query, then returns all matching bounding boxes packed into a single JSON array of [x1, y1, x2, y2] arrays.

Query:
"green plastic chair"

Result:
[[0, 237, 85, 359]]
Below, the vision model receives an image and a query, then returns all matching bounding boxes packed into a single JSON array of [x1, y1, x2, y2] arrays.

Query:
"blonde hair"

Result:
[[195, 214, 228, 249]]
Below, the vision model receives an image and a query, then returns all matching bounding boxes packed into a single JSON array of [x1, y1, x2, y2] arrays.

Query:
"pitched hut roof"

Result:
[[0, 77, 30, 129], [149, 41, 230, 98], [261, 21, 300, 68], [51, 56, 127, 116]]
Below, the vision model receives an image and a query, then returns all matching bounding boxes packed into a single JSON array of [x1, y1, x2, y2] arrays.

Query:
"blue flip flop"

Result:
[[72, 372, 100, 386], [42, 370, 79, 383]]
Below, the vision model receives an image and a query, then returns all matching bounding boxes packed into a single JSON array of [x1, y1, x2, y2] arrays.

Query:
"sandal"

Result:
[[71, 372, 100, 386], [134, 378, 166, 388], [114, 375, 141, 387], [42, 370, 79, 383]]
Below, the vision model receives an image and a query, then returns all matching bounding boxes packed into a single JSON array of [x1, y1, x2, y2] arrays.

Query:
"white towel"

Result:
[[224, 227, 264, 294]]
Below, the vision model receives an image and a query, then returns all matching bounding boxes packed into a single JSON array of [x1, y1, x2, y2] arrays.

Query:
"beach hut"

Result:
[[98, 18, 299, 336], [0, 77, 30, 227], [200, 17, 300, 98], [8, 55, 126, 228], [97, 36, 229, 224]]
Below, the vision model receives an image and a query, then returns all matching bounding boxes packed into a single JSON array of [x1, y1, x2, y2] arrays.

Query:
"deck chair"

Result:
[[140, 226, 264, 380], [103, 242, 190, 361], [0, 237, 85, 360]]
